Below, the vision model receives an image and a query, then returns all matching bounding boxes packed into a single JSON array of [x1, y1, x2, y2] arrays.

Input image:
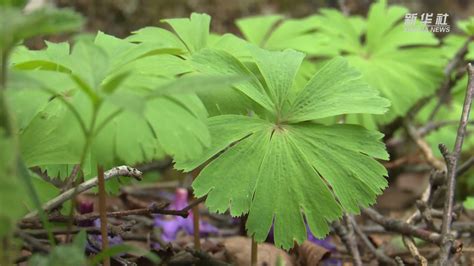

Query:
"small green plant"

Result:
[[10, 32, 236, 192], [175, 47, 390, 249], [0, 0, 83, 239]]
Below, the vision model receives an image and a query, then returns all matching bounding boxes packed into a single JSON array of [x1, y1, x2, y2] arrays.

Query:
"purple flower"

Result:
[[92, 219, 124, 247], [154, 188, 218, 243], [77, 200, 95, 227], [76, 199, 123, 249]]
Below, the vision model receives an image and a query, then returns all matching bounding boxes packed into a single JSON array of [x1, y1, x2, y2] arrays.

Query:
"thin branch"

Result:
[[18, 221, 134, 238], [403, 193, 430, 265], [416, 200, 439, 231], [429, 36, 473, 121], [405, 119, 445, 171], [62, 164, 81, 192], [349, 216, 396, 265], [395, 256, 405, 266], [402, 236, 428, 266], [407, 36, 472, 119], [20, 197, 207, 226], [361, 208, 462, 251], [418, 120, 474, 137], [361, 222, 474, 235], [15, 231, 50, 253], [24, 166, 142, 219], [333, 216, 362, 266], [439, 63, 474, 264], [455, 156, 474, 177]]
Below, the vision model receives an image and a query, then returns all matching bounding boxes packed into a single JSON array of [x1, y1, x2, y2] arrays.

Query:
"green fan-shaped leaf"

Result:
[[191, 48, 275, 113], [20, 99, 84, 167], [127, 13, 211, 56], [287, 57, 389, 122], [457, 17, 474, 36], [234, 0, 445, 126], [162, 13, 211, 54], [128, 13, 266, 117], [236, 14, 339, 57], [9, 33, 230, 180], [177, 48, 389, 249], [236, 15, 283, 46], [314, 0, 444, 124]]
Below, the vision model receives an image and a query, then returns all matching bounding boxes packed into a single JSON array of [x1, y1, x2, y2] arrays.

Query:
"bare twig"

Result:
[[403, 236, 428, 266], [395, 256, 405, 266], [18, 222, 134, 238], [349, 216, 396, 265], [416, 200, 438, 231], [24, 166, 142, 218], [361, 208, 462, 251], [418, 120, 474, 137], [333, 216, 362, 266], [20, 197, 207, 227], [439, 64, 474, 264], [62, 164, 81, 192], [16, 231, 50, 253], [405, 119, 445, 171], [403, 195, 430, 265], [361, 221, 474, 235], [429, 37, 474, 121], [74, 202, 169, 222], [407, 36, 472, 119], [383, 153, 423, 169], [455, 156, 474, 177]]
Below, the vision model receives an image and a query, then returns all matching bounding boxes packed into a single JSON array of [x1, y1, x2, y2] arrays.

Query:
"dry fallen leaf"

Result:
[[222, 236, 294, 266], [297, 240, 330, 265]]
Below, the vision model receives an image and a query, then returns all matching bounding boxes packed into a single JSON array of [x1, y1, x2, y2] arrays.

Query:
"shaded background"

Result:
[[52, 0, 474, 37]]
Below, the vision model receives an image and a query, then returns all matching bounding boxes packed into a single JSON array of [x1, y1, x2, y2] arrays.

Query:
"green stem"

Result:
[[97, 165, 110, 266], [251, 237, 258, 266], [93, 108, 122, 137], [192, 197, 201, 250], [64, 102, 101, 241], [39, 86, 88, 137], [64, 102, 101, 188], [0, 50, 12, 135]]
